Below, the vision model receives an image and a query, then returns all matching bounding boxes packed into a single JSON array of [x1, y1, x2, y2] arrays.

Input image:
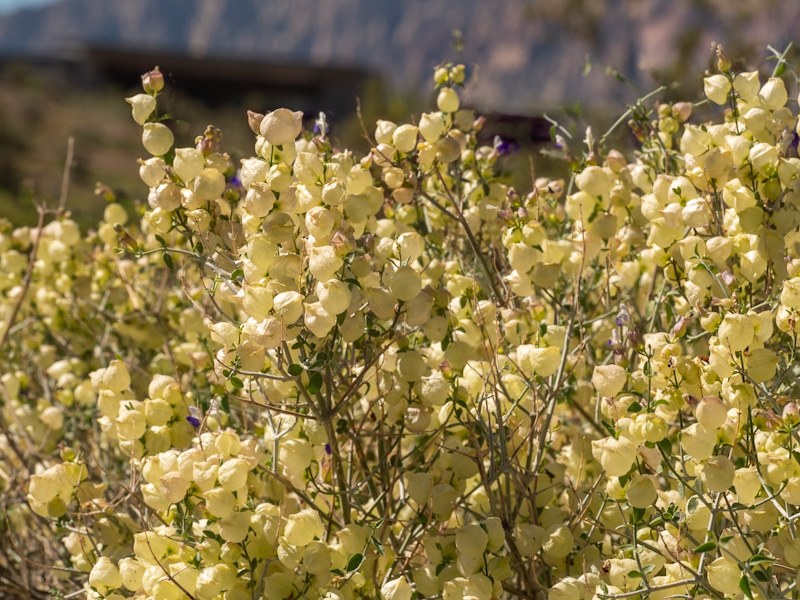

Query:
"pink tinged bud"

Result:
[[783, 402, 800, 425], [141, 68, 164, 93]]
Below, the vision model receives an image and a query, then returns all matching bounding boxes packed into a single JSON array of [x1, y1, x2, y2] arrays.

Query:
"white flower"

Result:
[[142, 122, 174, 156], [284, 508, 324, 546], [260, 108, 303, 145], [126, 93, 156, 125]]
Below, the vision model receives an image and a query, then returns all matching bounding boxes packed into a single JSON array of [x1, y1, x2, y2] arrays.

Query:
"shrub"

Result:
[[2, 50, 800, 600]]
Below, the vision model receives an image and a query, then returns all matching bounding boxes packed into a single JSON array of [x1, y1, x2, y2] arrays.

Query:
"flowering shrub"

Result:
[[4, 49, 800, 600]]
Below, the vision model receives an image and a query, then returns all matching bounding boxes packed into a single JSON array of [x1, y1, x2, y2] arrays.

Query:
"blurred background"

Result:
[[1, 0, 799, 226]]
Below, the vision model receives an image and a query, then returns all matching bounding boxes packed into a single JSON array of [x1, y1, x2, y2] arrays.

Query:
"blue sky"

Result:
[[0, 0, 58, 14]]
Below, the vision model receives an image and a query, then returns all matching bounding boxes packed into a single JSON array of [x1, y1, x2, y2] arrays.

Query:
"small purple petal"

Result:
[[325, 443, 332, 455], [186, 415, 201, 428], [493, 135, 518, 156]]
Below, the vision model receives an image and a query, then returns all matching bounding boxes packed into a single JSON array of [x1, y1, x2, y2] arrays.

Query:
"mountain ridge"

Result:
[[0, 0, 798, 113]]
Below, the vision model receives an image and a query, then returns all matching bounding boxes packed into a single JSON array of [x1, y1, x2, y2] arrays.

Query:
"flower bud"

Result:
[[517, 345, 561, 378], [733, 71, 760, 102], [284, 508, 324, 547], [405, 471, 432, 504], [102, 360, 131, 393], [783, 537, 800, 567], [375, 120, 397, 145], [542, 525, 573, 560], [218, 458, 249, 492], [273, 291, 304, 324], [174, 147, 205, 183], [548, 578, 582, 600], [119, 557, 145, 591], [139, 157, 166, 187], [419, 112, 446, 143], [193, 168, 227, 201], [203, 487, 236, 519], [704, 74, 731, 105], [260, 108, 303, 146], [706, 557, 741, 595], [456, 523, 488, 559], [700, 455, 735, 492], [381, 577, 412, 600], [304, 302, 335, 338], [389, 266, 422, 302], [437, 87, 460, 113], [396, 351, 426, 382], [141, 68, 164, 93], [695, 396, 727, 429], [317, 280, 351, 315], [717, 313, 754, 352], [626, 474, 657, 508], [89, 557, 122, 592], [575, 166, 610, 198], [126, 94, 157, 125], [781, 277, 800, 309], [142, 123, 174, 156], [591, 364, 626, 397], [393, 124, 419, 153], [759, 77, 788, 110], [591, 436, 636, 477], [680, 423, 716, 460], [196, 566, 226, 599]]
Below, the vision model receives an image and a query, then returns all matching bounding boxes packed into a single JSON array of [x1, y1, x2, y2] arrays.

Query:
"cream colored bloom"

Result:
[[259, 108, 303, 145], [142, 122, 174, 156], [704, 74, 731, 105], [284, 508, 324, 546], [126, 94, 157, 125]]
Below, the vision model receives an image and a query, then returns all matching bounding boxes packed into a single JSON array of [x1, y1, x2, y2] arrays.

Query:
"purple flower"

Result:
[[616, 304, 630, 327], [493, 135, 518, 156], [314, 112, 330, 137], [186, 406, 201, 428], [325, 443, 332, 455]]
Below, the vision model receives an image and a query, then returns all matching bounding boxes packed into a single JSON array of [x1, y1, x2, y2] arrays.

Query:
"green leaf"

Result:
[[748, 555, 775, 566], [163, 252, 175, 270], [739, 575, 754, 600], [155, 234, 166, 247], [346, 553, 364, 573], [230, 376, 244, 389], [694, 541, 717, 553], [753, 570, 769, 582], [288, 364, 303, 377], [307, 372, 323, 395], [231, 268, 244, 280], [627, 401, 643, 413], [371, 537, 386, 556]]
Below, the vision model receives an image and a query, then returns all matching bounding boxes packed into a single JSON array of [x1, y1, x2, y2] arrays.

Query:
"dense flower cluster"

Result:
[[3, 55, 800, 600]]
